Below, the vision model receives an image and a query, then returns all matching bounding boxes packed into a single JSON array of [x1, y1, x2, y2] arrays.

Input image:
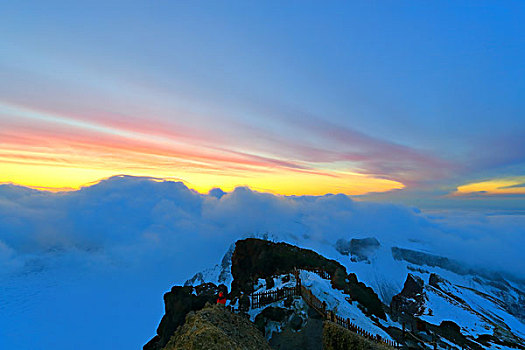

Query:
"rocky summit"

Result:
[[162, 303, 271, 350], [144, 238, 525, 350]]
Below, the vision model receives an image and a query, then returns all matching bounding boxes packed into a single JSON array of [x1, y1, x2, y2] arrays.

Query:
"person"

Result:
[[239, 292, 250, 312], [217, 291, 227, 305]]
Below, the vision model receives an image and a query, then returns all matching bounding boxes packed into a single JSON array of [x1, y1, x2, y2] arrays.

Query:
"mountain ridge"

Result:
[[146, 238, 525, 349]]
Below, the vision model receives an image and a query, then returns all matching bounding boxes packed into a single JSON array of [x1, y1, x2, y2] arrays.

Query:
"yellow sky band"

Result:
[[1, 162, 404, 196]]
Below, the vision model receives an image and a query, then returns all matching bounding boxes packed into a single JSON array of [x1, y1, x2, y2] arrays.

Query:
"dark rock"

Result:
[[284, 296, 293, 308], [390, 274, 426, 319], [231, 238, 386, 320], [342, 273, 385, 320], [335, 239, 351, 256], [429, 273, 446, 288], [434, 320, 485, 350], [254, 306, 290, 336], [143, 283, 223, 350], [403, 274, 424, 296], [476, 334, 495, 345], [260, 306, 288, 322], [428, 274, 467, 305], [350, 237, 380, 261], [440, 320, 461, 333], [195, 282, 223, 297], [330, 268, 348, 290], [392, 247, 471, 276], [392, 246, 525, 324], [218, 244, 234, 283], [143, 335, 160, 350], [265, 276, 275, 290], [335, 237, 380, 262], [231, 238, 346, 296], [184, 272, 205, 287]]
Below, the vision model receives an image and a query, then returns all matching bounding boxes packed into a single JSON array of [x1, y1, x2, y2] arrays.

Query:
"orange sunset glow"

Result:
[[0, 102, 404, 195], [454, 177, 525, 196], [1, 154, 404, 195], [3, 96, 523, 201]]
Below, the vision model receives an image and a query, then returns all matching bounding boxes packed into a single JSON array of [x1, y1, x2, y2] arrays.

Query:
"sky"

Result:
[[1, 1, 524, 208]]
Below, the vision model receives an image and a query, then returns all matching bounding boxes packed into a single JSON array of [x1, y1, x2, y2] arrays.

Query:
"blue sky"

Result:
[[1, 5, 524, 347], [1, 1, 524, 208]]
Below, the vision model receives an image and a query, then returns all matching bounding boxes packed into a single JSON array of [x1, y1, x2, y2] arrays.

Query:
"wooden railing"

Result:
[[329, 312, 400, 348], [251, 286, 299, 309], [300, 285, 326, 315], [299, 285, 399, 348], [249, 268, 400, 348], [405, 330, 439, 350]]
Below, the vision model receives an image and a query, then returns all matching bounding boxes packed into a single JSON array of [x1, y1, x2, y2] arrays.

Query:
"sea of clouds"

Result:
[[0, 175, 523, 349]]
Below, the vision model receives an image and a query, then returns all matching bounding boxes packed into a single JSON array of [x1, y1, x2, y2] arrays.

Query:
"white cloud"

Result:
[[0, 175, 524, 349], [0, 175, 523, 279]]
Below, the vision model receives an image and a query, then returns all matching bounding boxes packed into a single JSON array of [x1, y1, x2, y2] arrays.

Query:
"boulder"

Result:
[[260, 306, 289, 322], [390, 274, 426, 318]]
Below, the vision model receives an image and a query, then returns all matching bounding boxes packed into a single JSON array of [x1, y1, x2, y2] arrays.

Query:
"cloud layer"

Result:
[[1, 176, 523, 279], [1, 176, 524, 349]]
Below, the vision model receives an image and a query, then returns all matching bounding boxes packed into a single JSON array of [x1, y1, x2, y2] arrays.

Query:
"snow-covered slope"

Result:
[[187, 235, 525, 349]]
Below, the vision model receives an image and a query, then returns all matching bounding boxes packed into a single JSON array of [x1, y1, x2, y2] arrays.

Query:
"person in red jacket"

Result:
[[217, 291, 227, 305]]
